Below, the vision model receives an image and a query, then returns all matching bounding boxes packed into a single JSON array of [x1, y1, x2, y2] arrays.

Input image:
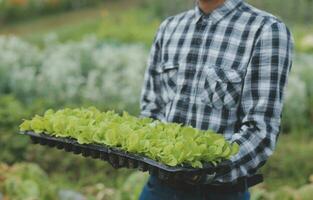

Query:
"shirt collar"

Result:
[[194, 3, 206, 24], [193, 0, 242, 24]]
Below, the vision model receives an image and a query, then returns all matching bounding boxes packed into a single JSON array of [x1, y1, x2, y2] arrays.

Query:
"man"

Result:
[[139, 0, 293, 199]]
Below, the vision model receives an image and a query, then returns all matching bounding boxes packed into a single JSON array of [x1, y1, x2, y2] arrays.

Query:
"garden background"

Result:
[[0, 0, 313, 199]]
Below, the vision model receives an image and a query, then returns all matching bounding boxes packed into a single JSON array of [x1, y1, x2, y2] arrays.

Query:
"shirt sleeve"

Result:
[[139, 21, 168, 121], [216, 21, 294, 181]]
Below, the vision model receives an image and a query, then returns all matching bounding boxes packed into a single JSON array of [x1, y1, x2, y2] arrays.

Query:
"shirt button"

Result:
[[182, 97, 190, 102], [196, 20, 207, 29], [200, 16, 209, 24], [200, 94, 207, 103], [198, 21, 207, 27]]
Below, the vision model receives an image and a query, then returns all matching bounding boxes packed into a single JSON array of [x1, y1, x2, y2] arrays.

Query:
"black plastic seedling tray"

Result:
[[20, 131, 232, 184]]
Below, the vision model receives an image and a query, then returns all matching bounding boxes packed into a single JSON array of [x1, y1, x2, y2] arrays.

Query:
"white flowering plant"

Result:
[[0, 35, 148, 113]]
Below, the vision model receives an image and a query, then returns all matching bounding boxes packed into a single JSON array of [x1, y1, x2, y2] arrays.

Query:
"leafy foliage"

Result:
[[20, 107, 239, 168], [0, 163, 57, 200], [282, 54, 313, 133], [0, 96, 29, 163]]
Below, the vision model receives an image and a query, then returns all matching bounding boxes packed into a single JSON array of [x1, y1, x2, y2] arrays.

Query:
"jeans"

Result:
[[139, 175, 250, 200]]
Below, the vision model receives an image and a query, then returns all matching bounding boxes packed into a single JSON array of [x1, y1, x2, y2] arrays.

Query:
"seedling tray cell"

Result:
[[20, 131, 232, 183]]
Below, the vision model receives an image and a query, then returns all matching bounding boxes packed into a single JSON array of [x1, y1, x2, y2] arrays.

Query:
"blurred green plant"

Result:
[[1, 161, 313, 200], [0, 95, 29, 163], [140, 0, 194, 19], [262, 134, 313, 189], [0, 0, 102, 23], [0, 95, 27, 128], [118, 172, 148, 200], [0, 163, 58, 200], [247, 0, 313, 24], [97, 8, 160, 46], [250, 182, 313, 200], [0, 161, 147, 200], [281, 54, 313, 133]]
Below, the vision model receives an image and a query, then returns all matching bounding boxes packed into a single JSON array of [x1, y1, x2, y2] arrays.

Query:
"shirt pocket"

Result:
[[200, 67, 243, 109], [155, 63, 179, 103]]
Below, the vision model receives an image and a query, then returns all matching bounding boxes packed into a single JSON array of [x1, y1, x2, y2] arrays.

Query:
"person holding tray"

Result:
[[139, 0, 294, 199]]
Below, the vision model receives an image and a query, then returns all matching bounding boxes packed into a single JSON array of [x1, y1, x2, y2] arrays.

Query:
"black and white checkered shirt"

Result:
[[140, 0, 293, 183]]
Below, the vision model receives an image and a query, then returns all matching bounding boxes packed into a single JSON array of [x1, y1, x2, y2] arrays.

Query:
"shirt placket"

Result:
[[191, 15, 211, 103], [176, 15, 211, 125]]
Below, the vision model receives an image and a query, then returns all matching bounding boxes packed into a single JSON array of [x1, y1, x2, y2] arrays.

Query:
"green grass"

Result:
[[290, 24, 313, 53], [0, 1, 160, 47], [0, 4, 104, 36], [0, 7, 103, 47], [262, 133, 313, 190], [96, 8, 160, 46]]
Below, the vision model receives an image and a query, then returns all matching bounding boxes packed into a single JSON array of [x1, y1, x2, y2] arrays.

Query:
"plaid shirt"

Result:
[[140, 0, 293, 183]]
